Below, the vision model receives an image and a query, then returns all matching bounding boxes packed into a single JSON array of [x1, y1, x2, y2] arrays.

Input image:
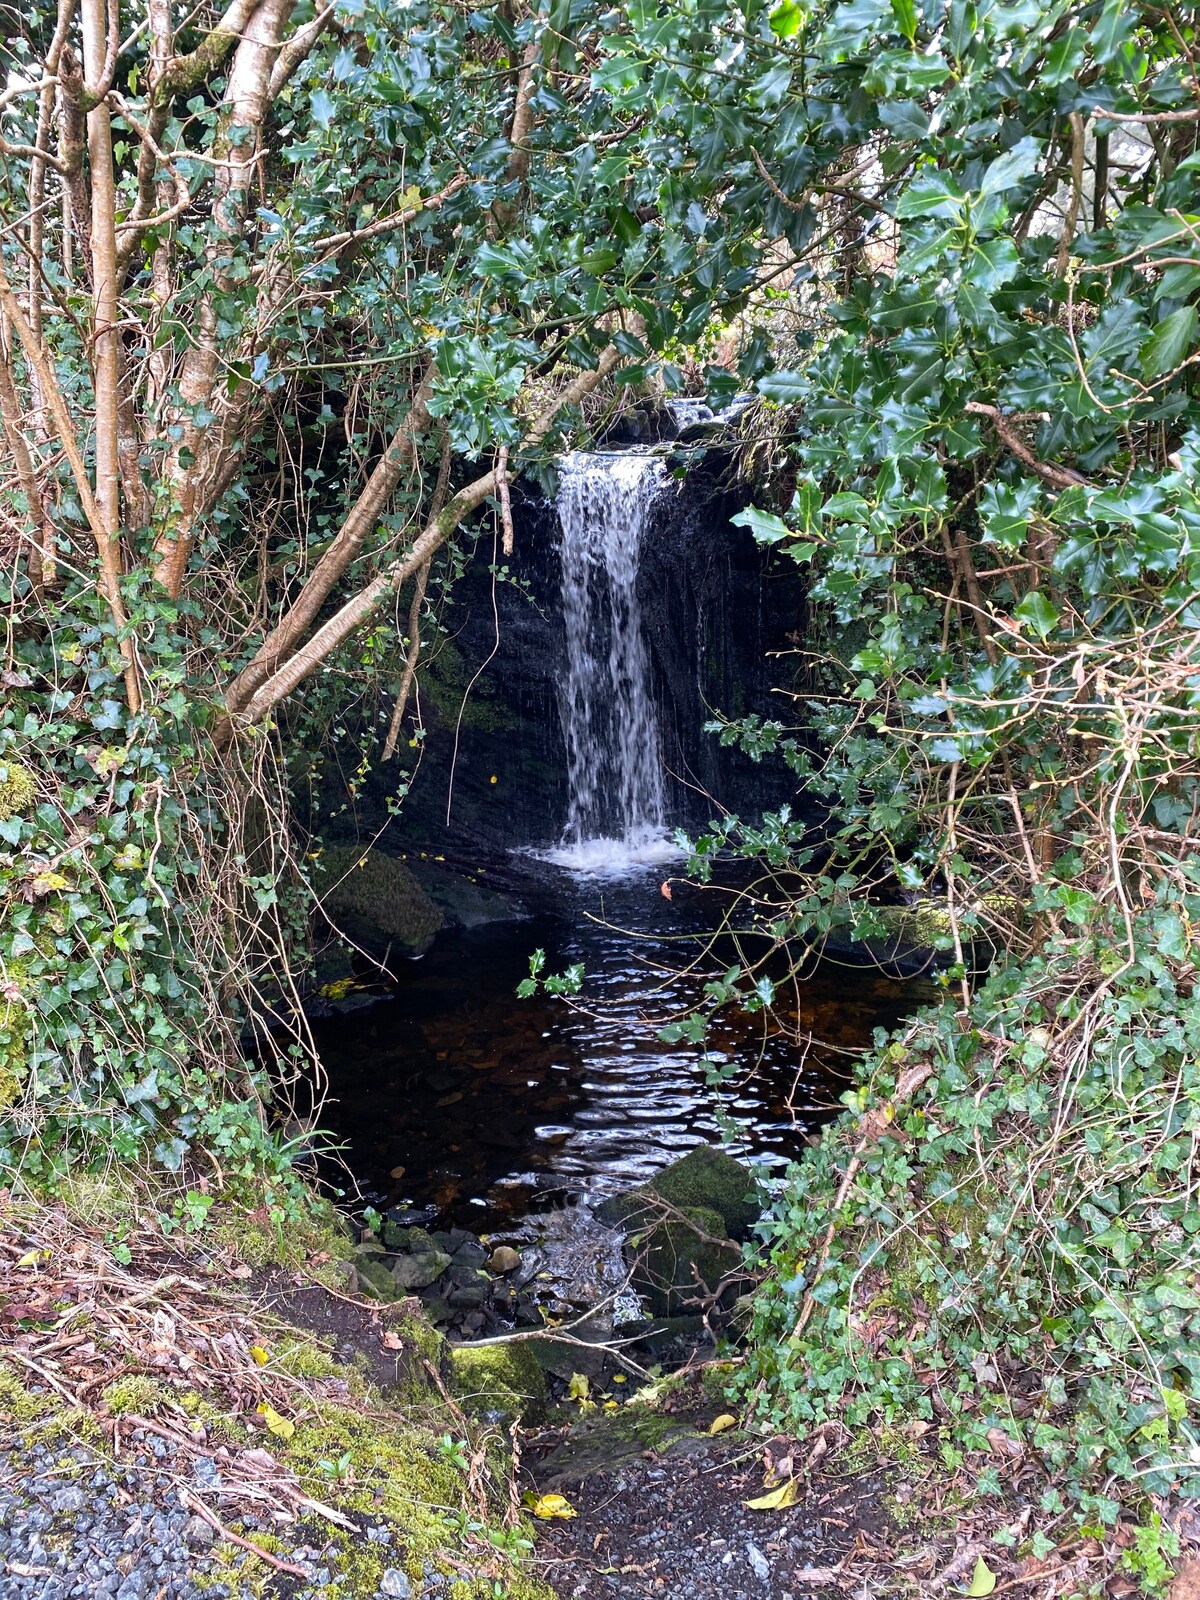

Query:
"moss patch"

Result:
[[449, 1340, 548, 1426], [313, 844, 444, 957], [101, 1375, 170, 1416], [0, 759, 36, 821], [596, 1143, 759, 1240]]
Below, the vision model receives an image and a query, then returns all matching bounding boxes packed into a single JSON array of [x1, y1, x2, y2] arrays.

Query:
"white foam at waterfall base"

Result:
[[534, 449, 683, 878], [537, 829, 683, 877]]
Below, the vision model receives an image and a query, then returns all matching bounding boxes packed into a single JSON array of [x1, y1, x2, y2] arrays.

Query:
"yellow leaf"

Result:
[[249, 1346, 270, 1367], [526, 1493, 577, 1521], [966, 1557, 997, 1597], [612, 1374, 626, 1384], [745, 1479, 801, 1511], [257, 1403, 295, 1441], [16, 1248, 49, 1268], [603, 1401, 619, 1411], [32, 872, 70, 893], [568, 1373, 590, 1402], [709, 1413, 736, 1436]]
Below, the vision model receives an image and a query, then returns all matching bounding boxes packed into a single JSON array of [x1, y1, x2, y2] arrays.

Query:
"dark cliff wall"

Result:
[[321, 449, 806, 853]]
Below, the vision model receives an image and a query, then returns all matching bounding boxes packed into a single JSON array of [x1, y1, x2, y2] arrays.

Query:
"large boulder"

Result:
[[628, 1205, 742, 1318], [595, 1144, 760, 1241], [312, 845, 444, 961]]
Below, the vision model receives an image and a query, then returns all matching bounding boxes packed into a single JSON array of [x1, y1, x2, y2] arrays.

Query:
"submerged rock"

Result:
[[595, 1143, 760, 1241]]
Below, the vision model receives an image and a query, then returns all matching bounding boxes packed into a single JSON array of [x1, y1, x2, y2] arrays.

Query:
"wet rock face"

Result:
[[341, 450, 806, 850]]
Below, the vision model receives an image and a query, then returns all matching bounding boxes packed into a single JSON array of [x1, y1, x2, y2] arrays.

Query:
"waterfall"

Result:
[[542, 451, 679, 874]]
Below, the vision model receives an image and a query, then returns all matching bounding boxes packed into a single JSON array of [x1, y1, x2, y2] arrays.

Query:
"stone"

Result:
[[595, 1143, 759, 1241], [729, 1292, 756, 1340], [391, 1250, 452, 1290], [630, 1205, 742, 1317], [449, 1340, 548, 1425], [446, 1282, 489, 1310], [378, 1569, 412, 1599], [313, 844, 444, 961], [452, 1239, 488, 1270], [357, 1256, 401, 1301], [514, 1295, 542, 1328], [181, 1514, 216, 1549], [488, 1245, 521, 1275], [746, 1542, 770, 1583]]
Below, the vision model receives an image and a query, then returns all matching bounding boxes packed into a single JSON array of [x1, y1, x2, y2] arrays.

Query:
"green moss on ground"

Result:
[[0, 759, 36, 821], [449, 1340, 548, 1426], [100, 1375, 170, 1416], [0, 1362, 57, 1425]]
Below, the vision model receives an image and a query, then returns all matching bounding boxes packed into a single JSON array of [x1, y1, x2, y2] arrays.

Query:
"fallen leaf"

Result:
[[966, 1556, 997, 1596], [709, 1413, 736, 1436], [382, 1330, 404, 1351], [745, 1480, 801, 1511], [660, 881, 672, 900], [568, 1373, 590, 1402], [256, 1403, 295, 1441], [249, 1346, 270, 1366], [16, 1249, 49, 1268], [524, 1492, 578, 1521]]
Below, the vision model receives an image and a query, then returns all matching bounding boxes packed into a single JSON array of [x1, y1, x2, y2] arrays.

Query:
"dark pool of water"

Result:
[[306, 860, 931, 1227]]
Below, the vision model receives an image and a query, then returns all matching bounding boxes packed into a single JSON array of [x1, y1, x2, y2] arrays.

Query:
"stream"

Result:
[[310, 431, 929, 1235], [308, 862, 925, 1228]]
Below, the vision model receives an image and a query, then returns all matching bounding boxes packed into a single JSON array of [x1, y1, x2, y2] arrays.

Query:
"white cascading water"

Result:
[[540, 451, 680, 874]]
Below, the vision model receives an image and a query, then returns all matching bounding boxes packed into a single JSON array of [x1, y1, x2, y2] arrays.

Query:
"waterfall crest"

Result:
[[542, 451, 679, 874]]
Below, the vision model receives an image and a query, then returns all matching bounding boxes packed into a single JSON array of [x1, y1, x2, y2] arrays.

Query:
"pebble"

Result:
[[746, 1541, 770, 1583], [378, 1570, 412, 1598]]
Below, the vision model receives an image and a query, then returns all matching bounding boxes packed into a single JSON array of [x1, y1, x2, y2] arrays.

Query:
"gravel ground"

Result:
[[0, 1430, 450, 1600], [533, 1430, 891, 1600]]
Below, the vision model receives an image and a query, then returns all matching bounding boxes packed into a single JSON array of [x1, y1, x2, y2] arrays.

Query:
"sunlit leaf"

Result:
[[745, 1479, 801, 1510], [966, 1557, 997, 1596]]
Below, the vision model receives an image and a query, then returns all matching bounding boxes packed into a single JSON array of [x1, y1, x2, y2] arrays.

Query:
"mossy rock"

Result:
[[449, 1340, 548, 1426], [631, 1205, 742, 1318], [313, 844, 444, 959], [0, 759, 36, 821], [596, 1143, 759, 1241]]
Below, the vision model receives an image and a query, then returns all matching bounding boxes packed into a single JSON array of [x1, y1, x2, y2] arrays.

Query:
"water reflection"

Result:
[[309, 866, 931, 1226]]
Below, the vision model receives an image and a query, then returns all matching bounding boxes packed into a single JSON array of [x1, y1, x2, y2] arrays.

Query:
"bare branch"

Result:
[[221, 344, 625, 734], [0, 257, 141, 709], [965, 401, 1092, 491]]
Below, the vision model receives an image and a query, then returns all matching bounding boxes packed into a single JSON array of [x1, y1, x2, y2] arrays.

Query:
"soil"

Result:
[[529, 1385, 893, 1600]]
